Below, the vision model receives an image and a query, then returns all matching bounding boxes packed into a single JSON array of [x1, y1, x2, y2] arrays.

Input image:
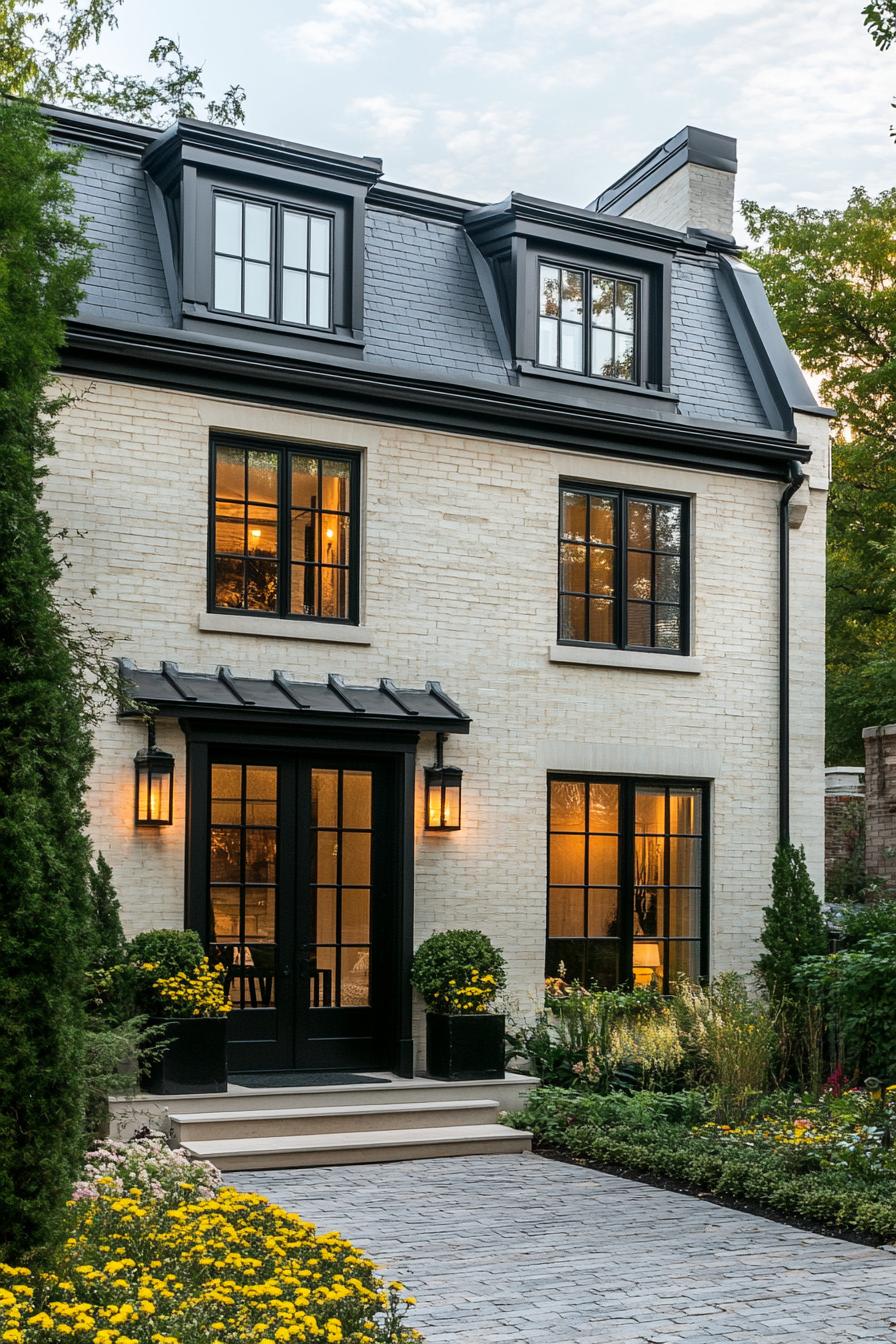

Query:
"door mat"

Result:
[[231, 1071, 390, 1089]]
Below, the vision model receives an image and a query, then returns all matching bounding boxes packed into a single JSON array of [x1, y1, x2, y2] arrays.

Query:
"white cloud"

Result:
[[284, 0, 486, 63], [271, 0, 896, 215], [348, 94, 421, 139]]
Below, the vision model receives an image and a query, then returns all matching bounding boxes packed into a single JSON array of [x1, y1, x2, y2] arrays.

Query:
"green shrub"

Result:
[[509, 1086, 896, 1242], [410, 929, 506, 1011], [757, 843, 828, 1001], [755, 843, 828, 1088], [129, 928, 204, 977], [840, 897, 896, 946], [84, 855, 133, 1022], [129, 929, 205, 1015], [796, 933, 896, 1078], [0, 100, 96, 1263]]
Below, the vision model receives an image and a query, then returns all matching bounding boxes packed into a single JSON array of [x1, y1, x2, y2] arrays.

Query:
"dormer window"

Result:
[[538, 263, 636, 382], [213, 195, 333, 329]]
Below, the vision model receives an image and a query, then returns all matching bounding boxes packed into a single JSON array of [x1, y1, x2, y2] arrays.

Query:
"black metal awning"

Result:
[[116, 660, 471, 734]]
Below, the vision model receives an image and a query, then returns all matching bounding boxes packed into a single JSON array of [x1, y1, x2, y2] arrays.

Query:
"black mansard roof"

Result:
[[49, 104, 827, 480], [117, 660, 471, 733]]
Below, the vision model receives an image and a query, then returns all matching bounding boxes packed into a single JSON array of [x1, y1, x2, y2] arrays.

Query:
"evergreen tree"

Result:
[[757, 843, 829, 1002], [87, 852, 126, 968], [0, 96, 95, 1261]]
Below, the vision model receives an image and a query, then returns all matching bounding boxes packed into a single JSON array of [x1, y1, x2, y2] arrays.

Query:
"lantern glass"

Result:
[[424, 765, 462, 831], [135, 747, 174, 826]]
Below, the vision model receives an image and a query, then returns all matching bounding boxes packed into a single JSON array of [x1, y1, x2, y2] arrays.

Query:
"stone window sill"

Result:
[[198, 611, 372, 645], [548, 644, 702, 674]]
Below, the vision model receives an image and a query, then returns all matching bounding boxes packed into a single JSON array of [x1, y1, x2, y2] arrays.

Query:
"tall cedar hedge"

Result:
[[0, 97, 95, 1260]]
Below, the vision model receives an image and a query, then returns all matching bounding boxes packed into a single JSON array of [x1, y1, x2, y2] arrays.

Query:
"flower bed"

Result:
[[508, 1086, 896, 1243], [0, 1139, 419, 1344]]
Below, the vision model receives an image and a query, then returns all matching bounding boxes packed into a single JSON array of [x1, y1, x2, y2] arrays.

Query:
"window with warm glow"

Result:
[[558, 484, 688, 651], [546, 776, 707, 992], [210, 438, 359, 622]]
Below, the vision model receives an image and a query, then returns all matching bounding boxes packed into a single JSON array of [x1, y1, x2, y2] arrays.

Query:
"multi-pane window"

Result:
[[546, 776, 707, 993], [538, 263, 637, 381], [558, 485, 687, 652], [213, 195, 332, 330], [210, 439, 357, 621]]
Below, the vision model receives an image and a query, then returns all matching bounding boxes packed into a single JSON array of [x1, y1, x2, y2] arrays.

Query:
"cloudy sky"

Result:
[[86, 0, 895, 227]]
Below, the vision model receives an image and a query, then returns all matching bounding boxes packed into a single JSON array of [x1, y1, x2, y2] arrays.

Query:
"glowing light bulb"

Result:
[[250, 527, 262, 539]]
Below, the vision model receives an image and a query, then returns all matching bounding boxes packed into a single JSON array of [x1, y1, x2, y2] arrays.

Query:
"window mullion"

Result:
[[663, 786, 671, 994], [618, 494, 627, 649], [280, 449, 289, 618], [620, 781, 635, 989]]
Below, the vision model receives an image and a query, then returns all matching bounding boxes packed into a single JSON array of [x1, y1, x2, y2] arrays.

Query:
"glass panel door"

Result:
[[209, 763, 279, 1010], [309, 768, 373, 1010], [197, 751, 399, 1074]]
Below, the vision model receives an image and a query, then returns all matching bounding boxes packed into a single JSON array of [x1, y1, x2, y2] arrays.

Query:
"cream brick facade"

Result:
[[46, 375, 827, 1041]]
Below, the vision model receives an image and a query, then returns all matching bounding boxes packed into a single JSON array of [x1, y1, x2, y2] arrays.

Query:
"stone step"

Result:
[[171, 1098, 499, 1143], [181, 1123, 533, 1171], [107, 1071, 540, 1140]]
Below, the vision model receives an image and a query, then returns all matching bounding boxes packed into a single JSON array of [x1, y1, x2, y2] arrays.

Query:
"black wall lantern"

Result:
[[424, 733, 462, 831], [134, 719, 174, 826]]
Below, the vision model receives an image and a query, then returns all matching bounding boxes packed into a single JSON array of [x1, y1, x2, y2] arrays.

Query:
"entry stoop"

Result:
[[168, 1081, 534, 1170]]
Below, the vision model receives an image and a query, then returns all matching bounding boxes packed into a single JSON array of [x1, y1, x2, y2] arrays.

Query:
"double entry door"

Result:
[[195, 748, 400, 1074]]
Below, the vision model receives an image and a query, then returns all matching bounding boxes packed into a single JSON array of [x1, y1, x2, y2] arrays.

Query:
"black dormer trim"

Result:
[[466, 194, 675, 403], [140, 120, 381, 357]]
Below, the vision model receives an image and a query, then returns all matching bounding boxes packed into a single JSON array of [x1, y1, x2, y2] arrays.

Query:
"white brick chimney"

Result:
[[590, 126, 737, 240]]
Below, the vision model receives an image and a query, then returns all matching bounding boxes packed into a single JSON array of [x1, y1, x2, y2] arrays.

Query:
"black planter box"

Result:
[[141, 1016, 228, 1095], [425, 1012, 505, 1081]]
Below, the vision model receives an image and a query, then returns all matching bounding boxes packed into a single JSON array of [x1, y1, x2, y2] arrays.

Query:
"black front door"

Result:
[[198, 749, 401, 1073]]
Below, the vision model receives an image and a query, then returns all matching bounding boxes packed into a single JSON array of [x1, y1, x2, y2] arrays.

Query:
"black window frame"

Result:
[[207, 433, 361, 625], [212, 191, 335, 333], [536, 259, 640, 384], [557, 480, 690, 655], [545, 773, 710, 994]]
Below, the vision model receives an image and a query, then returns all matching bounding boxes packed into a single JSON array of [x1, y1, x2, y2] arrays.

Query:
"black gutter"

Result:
[[779, 460, 806, 845], [60, 321, 812, 481]]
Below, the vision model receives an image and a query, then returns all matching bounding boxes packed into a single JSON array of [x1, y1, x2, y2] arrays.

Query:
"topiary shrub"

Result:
[[410, 929, 506, 1013], [129, 929, 205, 1014], [757, 842, 827, 1001]]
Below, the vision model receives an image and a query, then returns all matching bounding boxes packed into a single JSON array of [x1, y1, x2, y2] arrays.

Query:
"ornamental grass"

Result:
[[0, 1143, 419, 1344]]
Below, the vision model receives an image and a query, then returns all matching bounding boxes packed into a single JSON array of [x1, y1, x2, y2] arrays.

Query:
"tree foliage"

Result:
[[864, 1, 896, 50], [0, 0, 245, 125], [743, 190, 896, 762], [0, 97, 96, 1260]]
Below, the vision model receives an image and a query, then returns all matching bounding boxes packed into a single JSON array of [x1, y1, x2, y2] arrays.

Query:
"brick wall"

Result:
[[824, 794, 864, 886], [45, 377, 827, 1044], [620, 162, 735, 236], [864, 726, 896, 889]]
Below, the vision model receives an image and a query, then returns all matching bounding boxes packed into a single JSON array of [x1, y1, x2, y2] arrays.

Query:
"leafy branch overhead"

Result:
[[743, 190, 896, 763], [863, 1, 896, 49], [0, 0, 245, 125]]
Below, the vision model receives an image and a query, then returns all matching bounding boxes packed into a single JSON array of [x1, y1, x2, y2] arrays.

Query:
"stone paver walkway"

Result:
[[232, 1154, 896, 1343]]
